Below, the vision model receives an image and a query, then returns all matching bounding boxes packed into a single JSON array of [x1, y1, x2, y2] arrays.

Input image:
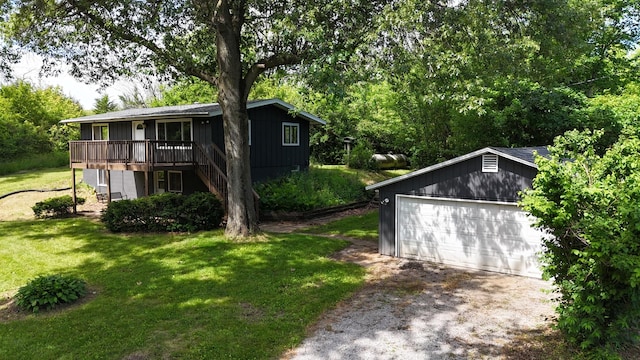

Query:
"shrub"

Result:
[[32, 195, 85, 218], [15, 274, 87, 313], [101, 192, 224, 233], [345, 142, 375, 170], [255, 168, 370, 212], [521, 129, 640, 354]]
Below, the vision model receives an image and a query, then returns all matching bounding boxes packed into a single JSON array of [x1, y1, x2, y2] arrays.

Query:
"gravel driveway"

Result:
[[281, 238, 555, 360]]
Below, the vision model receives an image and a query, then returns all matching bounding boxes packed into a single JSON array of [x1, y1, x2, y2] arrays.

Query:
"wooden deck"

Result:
[[69, 140, 198, 171], [69, 140, 256, 212]]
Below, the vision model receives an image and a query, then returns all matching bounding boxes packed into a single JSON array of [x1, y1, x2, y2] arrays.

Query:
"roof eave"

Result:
[[60, 111, 213, 124], [365, 147, 540, 191]]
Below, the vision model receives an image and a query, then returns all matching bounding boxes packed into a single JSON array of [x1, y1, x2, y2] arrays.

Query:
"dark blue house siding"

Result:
[[78, 102, 316, 195], [376, 156, 538, 257], [248, 106, 310, 182]]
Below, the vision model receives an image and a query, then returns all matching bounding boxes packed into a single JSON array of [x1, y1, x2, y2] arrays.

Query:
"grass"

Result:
[[0, 166, 70, 195], [303, 210, 379, 241], [0, 167, 95, 221], [0, 152, 69, 176], [0, 218, 365, 359]]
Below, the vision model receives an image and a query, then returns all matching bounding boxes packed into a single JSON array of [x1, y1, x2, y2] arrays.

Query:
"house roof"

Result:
[[365, 146, 549, 191], [60, 98, 327, 125]]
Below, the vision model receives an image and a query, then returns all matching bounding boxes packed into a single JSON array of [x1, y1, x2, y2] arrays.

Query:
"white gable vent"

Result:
[[482, 154, 499, 172]]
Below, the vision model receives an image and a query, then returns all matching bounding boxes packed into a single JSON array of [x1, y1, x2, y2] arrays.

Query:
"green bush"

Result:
[[255, 168, 370, 212], [521, 129, 640, 355], [15, 274, 87, 313], [101, 192, 224, 233], [345, 142, 375, 170], [32, 195, 85, 218]]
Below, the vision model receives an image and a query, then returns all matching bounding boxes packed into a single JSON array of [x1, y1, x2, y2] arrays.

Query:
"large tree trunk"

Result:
[[215, 1, 258, 237]]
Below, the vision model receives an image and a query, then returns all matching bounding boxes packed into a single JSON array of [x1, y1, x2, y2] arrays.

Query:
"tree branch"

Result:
[[66, 0, 217, 86], [243, 53, 301, 99]]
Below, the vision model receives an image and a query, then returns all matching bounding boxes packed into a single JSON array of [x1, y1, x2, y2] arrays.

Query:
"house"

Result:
[[62, 98, 326, 206], [365, 147, 549, 278]]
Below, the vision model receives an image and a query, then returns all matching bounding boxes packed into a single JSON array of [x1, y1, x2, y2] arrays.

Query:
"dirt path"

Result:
[[263, 209, 556, 360]]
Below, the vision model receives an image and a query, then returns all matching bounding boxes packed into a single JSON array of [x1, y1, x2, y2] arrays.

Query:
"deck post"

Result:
[[106, 170, 112, 203], [71, 168, 77, 214], [144, 170, 149, 196]]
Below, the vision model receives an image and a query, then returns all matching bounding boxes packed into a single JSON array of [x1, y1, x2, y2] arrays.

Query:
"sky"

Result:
[[10, 53, 129, 110]]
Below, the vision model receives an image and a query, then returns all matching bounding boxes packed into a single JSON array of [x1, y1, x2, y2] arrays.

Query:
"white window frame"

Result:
[[97, 169, 107, 186], [482, 154, 499, 173], [168, 171, 183, 193], [92, 123, 109, 140], [155, 118, 193, 148], [154, 171, 166, 194], [282, 122, 300, 146], [248, 119, 252, 146]]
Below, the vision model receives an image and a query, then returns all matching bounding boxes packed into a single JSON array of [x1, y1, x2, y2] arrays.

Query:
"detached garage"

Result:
[[366, 147, 549, 278]]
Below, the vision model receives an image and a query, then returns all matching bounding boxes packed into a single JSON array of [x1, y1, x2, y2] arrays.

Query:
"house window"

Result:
[[92, 124, 109, 140], [155, 171, 166, 194], [168, 171, 183, 193], [156, 119, 192, 142], [482, 154, 499, 172], [282, 122, 299, 146], [97, 169, 107, 186]]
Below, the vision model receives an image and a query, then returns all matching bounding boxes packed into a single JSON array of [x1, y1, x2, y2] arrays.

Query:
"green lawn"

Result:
[[0, 219, 365, 359], [0, 167, 94, 221], [303, 210, 379, 241], [0, 166, 70, 195]]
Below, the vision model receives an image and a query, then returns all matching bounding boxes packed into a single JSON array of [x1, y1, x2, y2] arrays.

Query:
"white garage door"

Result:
[[396, 195, 545, 278]]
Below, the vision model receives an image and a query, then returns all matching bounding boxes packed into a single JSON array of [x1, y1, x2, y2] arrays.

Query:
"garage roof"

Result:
[[60, 98, 326, 125], [366, 146, 549, 191]]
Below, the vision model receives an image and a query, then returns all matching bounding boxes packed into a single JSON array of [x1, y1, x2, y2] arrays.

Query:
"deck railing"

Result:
[[69, 140, 258, 213], [69, 140, 195, 166], [193, 142, 228, 203]]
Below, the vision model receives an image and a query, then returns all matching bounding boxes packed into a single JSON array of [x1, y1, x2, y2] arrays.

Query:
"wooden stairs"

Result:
[[193, 142, 259, 212]]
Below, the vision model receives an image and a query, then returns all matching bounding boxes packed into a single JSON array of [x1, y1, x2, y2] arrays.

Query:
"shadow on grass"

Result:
[[0, 218, 365, 359]]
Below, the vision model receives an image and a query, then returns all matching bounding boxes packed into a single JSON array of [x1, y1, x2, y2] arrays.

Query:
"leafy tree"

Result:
[[93, 94, 118, 114], [0, 81, 83, 158], [0, 0, 384, 237], [521, 129, 640, 353], [150, 78, 217, 107], [379, 0, 640, 167]]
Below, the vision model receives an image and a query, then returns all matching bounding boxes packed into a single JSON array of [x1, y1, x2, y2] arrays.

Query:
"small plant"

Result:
[[15, 274, 87, 313], [32, 195, 85, 218]]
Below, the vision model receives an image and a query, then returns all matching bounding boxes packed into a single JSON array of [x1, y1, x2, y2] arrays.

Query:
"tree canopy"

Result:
[[0, 0, 385, 236], [0, 81, 83, 159]]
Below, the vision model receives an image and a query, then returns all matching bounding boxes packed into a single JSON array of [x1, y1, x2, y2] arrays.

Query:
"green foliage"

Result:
[[101, 192, 224, 233], [255, 168, 370, 212], [32, 195, 85, 219], [92, 94, 119, 114], [0, 81, 83, 160], [521, 128, 640, 353], [150, 78, 217, 106], [346, 142, 375, 170], [15, 274, 87, 313]]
